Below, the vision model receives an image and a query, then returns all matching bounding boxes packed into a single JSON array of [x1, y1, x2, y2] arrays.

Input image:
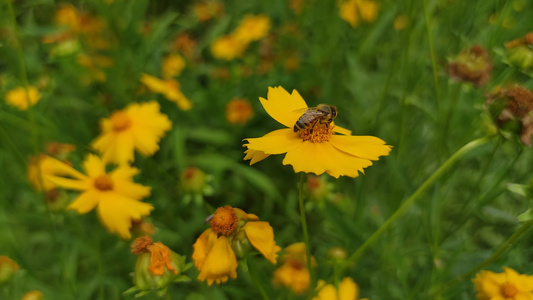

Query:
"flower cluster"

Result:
[[473, 267, 533, 300], [273, 242, 315, 294]]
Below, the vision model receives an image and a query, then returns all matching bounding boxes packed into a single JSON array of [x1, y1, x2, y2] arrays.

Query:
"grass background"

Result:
[[1, 0, 533, 299]]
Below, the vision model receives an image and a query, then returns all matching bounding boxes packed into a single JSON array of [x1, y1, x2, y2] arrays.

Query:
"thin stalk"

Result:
[[298, 172, 314, 298], [247, 259, 270, 300], [432, 220, 533, 296], [342, 136, 492, 271], [423, 0, 441, 114]]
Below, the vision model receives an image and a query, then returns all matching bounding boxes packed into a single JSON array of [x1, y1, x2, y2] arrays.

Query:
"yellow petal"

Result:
[[338, 277, 359, 300], [333, 125, 352, 135], [244, 128, 302, 154], [46, 175, 91, 191], [67, 190, 100, 213], [197, 236, 238, 285], [234, 208, 259, 221], [140, 73, 168, 94], [259, 86, 308, 128], [192, 228, 217, 270], [273, 262, 310, 294], [313, 281, 338, 300], [244, 221, 281, 264], [83, 154, 106, 178], [41, 156, 87, 180], [96, 192, 153, 239], [113, 178, 151, 200], [329, 135, 392, 160], [243, 149, 271, 165], [165, 89, 193, 111]]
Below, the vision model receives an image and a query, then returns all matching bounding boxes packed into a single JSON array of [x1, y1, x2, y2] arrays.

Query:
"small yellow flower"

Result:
[[339, 0, 379, 28], [162, 54, 186, 79], [140, 74, 192, 110], [233, 14, 271, 44], [192, 206, 281, 285], [243, 86, 391, 178], [226, 98, 254, 125], [91, 101, 173, 165], [273, 242, 315, 295], [45, 154, 153, 239], [0, 256, 19, 283], [313, 277, 367, 300], [472, 267, 533, 300], [20, 291, 44, 300], [5, 86, 41, 111], [210, 35, 247, 60]]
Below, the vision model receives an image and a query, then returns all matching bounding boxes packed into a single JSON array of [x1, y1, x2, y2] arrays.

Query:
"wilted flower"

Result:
[[447, 45, 492, 87], [243, 86, 391, 178], [162, 54, 186, 79], [226, 98, 254, 125], [20, 291, 44, 300], [0, 256, 19, 283], [504, 32, 533, 75], [313, 277, 367, 300], [91, 101, 173, 165], [233, 14, 271, 44], [472, 267, 533, 300], [5, 86, 41, 111], [140, 74, 192, 111], [172, 33, 196, 59], [273, 242, 315, 295], [192, 206, 281, 285], [340, 0, 379, 28], [45, 154, 153, 239], [210, 35, 247, 60], [193, 0, 225, 22]]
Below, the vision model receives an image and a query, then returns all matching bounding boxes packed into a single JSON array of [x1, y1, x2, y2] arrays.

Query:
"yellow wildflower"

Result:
[[339, 0, 379, 28], [233, 14, 271, 44], [273, 242, 315, 295], [45, 154, 153, 239], [0, 256, 19, 283], [140, 74, 192, 111], [5, 86, 41, 111], [193, 0, 225, 22], [27, 154, 73, 192], [243, 86, 391, 178], [313, 277, 368, 300], [210, 35, 247, 60], [162, 54, 186, 79], [91, 101, 172, 165], [472, 267, 533, 300], [192, 206, 281, 285], [226, 98, 254, 125], [20, 291, 44, 300]]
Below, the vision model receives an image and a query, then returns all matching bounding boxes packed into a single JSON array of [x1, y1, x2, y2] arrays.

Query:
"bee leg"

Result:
[[309, 119, 320, 134]]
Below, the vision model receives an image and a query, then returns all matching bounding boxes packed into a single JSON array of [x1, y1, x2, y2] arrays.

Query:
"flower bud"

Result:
[[327, 247, 347, 260], [504, 32, 533, 74], [0, 256, 19, 283], [21, 291, 44, 300], [180, 167, 207, 194]]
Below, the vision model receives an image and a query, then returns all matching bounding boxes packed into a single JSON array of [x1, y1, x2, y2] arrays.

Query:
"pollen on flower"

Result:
[[110, 111, 131, 132], [501, 282, 518, 297], [210, 205, 238, 236], [297, 124, 335, 143], [131, 236, 154, 254], [94, 175, 114, 191]]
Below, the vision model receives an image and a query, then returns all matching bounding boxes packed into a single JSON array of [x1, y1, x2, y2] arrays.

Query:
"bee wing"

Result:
[[293, 107, 310, 114]]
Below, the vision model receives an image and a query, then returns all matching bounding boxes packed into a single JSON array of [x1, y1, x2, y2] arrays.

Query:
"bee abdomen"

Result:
[[294, 120, 306, 132]]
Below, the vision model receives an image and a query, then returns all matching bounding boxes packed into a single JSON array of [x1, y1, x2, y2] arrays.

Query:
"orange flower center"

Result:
[[210, 205, 238, 236], [94, 175, 113, 191], [131, 236, 153, 254], [110, 111, 131, 132], [501, 282, 518, 297], [297, 123, 334, 143], [289, 259, 305, 270]]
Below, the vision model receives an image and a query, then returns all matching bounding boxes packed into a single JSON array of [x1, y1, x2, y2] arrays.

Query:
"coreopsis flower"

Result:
[[226, 98, 254, 125], [139, 74, 192, 111], [20, 291, 44, 300], [504, 32, 533, 75], [162, 54, 186, 79], [128, 236, 188, 296], [5, 86, 41, 110], [210, 35, 247, 60], [91, 101, 173, 165], [45, 154, 153, 239], [192, 206, 281, 285], [472, 267, 533, 300], [447, 45, 492, 87], [243, 86, 391, 178], [273, 242, 315, 295], [313, 277, 368, 300], [232, 14, 271, 44], [340, 0, 379, 28], [0, 256, 19, 283]]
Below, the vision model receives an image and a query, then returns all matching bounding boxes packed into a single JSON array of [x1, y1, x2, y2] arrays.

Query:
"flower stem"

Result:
[[298, 172, 314, 297], [431, 220, 533, 296], [342, 136, 492, 271], [246, 258, 270, 300]]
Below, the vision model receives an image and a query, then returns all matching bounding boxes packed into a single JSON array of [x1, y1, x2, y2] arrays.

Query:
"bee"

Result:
[[294, 104, 337, 133]]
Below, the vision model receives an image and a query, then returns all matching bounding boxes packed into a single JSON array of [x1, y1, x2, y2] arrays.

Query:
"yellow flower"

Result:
[[91, 101, 172, 165], [5, 86, 41, 110], [472, 267, 533, 300], [27, 154, 73, 192], [339, 0, 379, 28], [313, 277, 367, 300], [192, 206, 281, 285], [162, 54, 186, 79], [20, 291, 44, 300], [273, 242, 315, 294], [45, 154, 153, 239], [226, 98, 254, 125], [243, 86, 391, 178], [140, 74, 192, 110], [0, 256, 19, 283], [193, 0, 225, 22], [233, 14, 271, 44], [210, 35, 247, 60]]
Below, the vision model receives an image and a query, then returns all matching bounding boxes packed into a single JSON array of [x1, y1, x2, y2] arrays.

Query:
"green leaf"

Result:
[[507, 183, 533, 199], [518, 208, 533, 222]]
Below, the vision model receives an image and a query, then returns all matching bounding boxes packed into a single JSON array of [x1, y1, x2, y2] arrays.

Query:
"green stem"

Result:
[[432, 220, 533, 296], [298, 172, 314, 298], [342, 136, 492, 271], [423, 0, 441, 114], [247, 259, 270, 300]]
